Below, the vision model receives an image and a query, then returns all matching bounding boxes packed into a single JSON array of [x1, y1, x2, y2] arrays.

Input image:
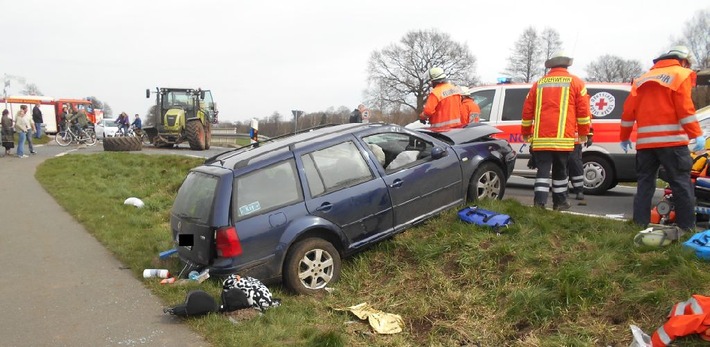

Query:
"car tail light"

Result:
[[216, 226, 242, 258]]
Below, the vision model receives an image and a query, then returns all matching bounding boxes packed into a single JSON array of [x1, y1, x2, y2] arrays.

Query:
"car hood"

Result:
[[417, 124, 502, 145]]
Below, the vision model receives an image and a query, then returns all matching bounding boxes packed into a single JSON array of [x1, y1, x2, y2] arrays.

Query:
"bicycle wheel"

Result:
[[55, 131, 72, 147], [80, 130, 98, 146]]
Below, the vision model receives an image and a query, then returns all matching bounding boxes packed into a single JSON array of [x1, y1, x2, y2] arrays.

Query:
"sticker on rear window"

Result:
[[239, 201, 261, 216], [590, 92, 616, 118]]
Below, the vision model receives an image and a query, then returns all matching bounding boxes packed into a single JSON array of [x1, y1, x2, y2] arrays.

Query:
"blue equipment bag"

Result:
[[458, 206, 513, 231], [682, 230, 710, 260]]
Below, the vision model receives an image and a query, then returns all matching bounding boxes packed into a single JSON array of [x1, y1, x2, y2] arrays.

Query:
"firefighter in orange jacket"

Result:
[[521, 51, 591, 210], [419, 67, 463, 128], [620, 45, 703, 233], [460, 86, 481, 124]]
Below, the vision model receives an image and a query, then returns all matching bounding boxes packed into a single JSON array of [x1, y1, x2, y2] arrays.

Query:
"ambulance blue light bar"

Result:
[[497, 77, 513, 84]]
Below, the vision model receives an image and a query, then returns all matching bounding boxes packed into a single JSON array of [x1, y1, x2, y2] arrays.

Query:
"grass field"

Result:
[[35, 153, 710, 346]]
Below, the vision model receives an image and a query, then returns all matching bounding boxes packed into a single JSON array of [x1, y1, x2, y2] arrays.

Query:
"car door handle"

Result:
[[316, 202, 332, 212], [389, 179, 402, 188]]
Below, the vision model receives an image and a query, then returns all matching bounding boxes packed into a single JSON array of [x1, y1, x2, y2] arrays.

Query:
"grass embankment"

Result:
[[36, 153, 710, 346]]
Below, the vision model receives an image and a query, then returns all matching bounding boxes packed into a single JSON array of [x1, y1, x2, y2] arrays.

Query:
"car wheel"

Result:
[[283, 238, 341, 295], [468, 162, 505, 201], [583, 154, 614, 195]]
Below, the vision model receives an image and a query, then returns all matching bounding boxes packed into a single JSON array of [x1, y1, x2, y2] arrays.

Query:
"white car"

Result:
[[95, 118, 119, 139]]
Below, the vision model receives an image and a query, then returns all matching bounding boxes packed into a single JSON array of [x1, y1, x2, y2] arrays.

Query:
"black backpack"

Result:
[[164, 290, 218, 317], [219, 288, 251, 313]]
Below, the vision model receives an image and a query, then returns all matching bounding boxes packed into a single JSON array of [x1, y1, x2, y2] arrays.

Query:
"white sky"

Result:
[[1, 0, 707, 123]]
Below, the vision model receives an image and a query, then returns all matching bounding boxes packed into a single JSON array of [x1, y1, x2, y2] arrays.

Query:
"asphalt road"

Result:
[[504, 175, 664, 221]]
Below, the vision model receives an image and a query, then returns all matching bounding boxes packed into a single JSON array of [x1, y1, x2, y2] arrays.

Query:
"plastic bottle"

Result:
[[188, 270, 200, 281], [143, 269, 170, 279]]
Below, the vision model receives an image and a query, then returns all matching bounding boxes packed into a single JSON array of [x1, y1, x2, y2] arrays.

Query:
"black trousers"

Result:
[[568, 144, 584, 194], [534, 151, 571, 206], [635, 146, 695, 230]]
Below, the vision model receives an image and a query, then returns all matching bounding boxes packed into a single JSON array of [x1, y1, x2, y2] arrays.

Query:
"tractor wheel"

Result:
[[204, 124, 212, 150], [103, 136, 143, 152], [186, 120, 206, 150]]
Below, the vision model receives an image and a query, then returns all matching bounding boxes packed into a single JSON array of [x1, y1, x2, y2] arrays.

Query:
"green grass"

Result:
[[35, 153, 710, 346]]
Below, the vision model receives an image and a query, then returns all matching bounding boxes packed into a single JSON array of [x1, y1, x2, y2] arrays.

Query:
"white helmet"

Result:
[[459, 86, 471, 97], [654, 45, 693, 63], [428, 67, 447, 81], [545, 50, 574, 68], [633, 227, 679, 247]]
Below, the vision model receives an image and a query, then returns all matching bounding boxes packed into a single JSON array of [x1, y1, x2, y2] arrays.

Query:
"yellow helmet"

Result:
[[459, 86, 471, 97], [633, 227, 675, 247], [428, 67, 447, 81]]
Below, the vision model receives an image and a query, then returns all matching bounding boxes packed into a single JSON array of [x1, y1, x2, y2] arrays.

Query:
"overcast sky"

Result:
[[1, 0, 707, 123]]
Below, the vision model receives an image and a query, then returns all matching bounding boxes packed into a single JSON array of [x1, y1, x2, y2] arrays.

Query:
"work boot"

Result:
[[553, 200, 571, 211], [575, 192, 585, 200]]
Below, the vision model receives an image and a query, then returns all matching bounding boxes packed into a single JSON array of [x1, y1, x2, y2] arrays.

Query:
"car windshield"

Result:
[[172, 172, 218, 224], [103, 119, 116, 126]]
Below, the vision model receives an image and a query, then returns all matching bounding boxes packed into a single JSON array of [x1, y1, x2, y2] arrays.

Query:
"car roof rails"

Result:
[[204, 123, 346, 165]]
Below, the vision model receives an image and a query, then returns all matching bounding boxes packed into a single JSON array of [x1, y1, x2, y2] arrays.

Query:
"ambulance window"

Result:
[[588, 88, 629, 120], [501, 89, 527, 121], [471, 89, 495, 122]]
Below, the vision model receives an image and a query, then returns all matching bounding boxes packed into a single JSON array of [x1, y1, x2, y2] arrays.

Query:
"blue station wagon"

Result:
[[170, 122, 516, 294]]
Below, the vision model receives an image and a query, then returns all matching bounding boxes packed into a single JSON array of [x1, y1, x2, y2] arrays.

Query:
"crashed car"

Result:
[[170, 122, 516, 294]]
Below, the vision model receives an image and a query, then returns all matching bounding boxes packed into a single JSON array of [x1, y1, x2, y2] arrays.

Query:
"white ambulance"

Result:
[[468, 82, 634, 195]]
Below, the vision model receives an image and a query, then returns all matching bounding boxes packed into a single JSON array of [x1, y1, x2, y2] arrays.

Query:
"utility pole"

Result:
[[291, 110, 303, 133]]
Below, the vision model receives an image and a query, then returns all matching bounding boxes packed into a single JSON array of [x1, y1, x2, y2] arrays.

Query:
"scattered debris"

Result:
[[335, 302, 404, 334], [124, 197, 145, 208]]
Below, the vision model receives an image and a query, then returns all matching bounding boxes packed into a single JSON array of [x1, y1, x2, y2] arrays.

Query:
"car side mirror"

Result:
[[431, 146, 447, 159]]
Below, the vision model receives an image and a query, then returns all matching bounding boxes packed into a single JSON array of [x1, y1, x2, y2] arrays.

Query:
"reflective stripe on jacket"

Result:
[[521, 68, 591, 151], [620, 60, 700, 150], [651, 295, 710, 346], [421, 82, 463, 128], [460, 98, 481, 124]]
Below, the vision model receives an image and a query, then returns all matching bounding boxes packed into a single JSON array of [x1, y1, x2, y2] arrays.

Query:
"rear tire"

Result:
[[583, 154, 614, 195], [103, 136, 142, 151], [467, 162, 506, 201], [283, 238, 341, 295], [186, 121, 206, 150], [204, 123, 211, 150]]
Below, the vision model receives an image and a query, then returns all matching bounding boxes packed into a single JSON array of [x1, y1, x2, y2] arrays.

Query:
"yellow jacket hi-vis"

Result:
[[521, 68, 591, 151]]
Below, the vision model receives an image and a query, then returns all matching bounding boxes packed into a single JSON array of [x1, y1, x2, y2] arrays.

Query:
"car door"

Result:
[[362, 132, 462, 230], [300, 139, 394, 248]]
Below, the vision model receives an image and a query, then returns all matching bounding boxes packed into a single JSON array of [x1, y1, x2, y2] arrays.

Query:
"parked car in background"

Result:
[[468, 82, 633, 195], [169, 122, 516, 294], [95, 118, 119, 139]]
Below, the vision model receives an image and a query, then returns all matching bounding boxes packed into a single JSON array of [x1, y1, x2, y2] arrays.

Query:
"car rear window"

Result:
[[172, 172, 218, 224]]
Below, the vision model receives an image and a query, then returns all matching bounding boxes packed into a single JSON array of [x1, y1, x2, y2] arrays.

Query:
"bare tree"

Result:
[[87, 96, 113, 116], [366, 29, 478, 115], [540, 28, 562, 74], [20, 83, 43, 96], [585, 55, 643, 83], [678, 9, 710, 69], [504, 27, 543, 83]]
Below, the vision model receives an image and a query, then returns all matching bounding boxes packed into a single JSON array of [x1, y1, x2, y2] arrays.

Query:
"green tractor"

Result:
[[144, 87, 218, 150]]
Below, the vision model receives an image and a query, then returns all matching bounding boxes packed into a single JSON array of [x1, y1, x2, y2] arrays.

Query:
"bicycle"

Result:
[[55, 123, 98, 147]]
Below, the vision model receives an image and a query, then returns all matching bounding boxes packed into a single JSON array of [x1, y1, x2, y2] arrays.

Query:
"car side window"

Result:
[[501, 88, 528, 121], [234, 159, 302, 219], [471, 89, 495, 122], [301, 141, 373, 197], [363, 133, 434, 173]]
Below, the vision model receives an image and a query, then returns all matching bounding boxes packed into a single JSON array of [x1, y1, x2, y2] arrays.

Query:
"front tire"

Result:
[[468, 162, 505, 201], [583, 154, 614, 195], [186, 121, 206, 150], [55, 131, 71, 147], [283, 238, 341, 295]]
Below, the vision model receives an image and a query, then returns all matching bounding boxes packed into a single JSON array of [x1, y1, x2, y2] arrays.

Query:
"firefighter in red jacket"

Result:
[[419, 67, 463, 129], [620, 45, 703, 234], [521, 51, 591, 210], [460, 86, 481, 124]]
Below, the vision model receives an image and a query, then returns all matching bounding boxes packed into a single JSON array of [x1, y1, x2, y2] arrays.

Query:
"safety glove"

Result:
[[621, 140, 633, 153], [693, 134, 707, 152]]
